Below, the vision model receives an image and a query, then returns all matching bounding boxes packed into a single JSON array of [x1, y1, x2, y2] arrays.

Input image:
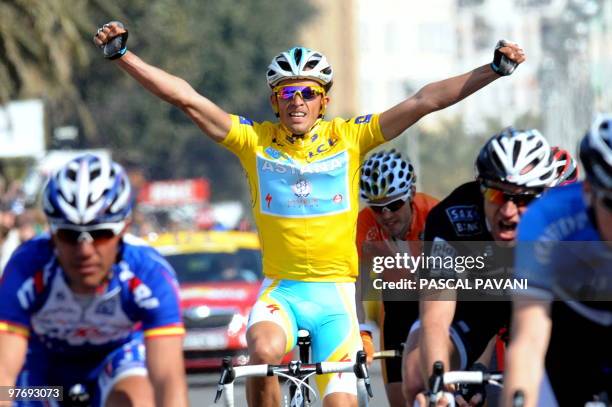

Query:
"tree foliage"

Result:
[[416, 112, 545, 200], [78, 0, 315, 201], [1, 0, 315, 201]]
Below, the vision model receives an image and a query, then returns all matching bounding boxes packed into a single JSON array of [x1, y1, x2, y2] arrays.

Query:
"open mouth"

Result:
[[498, 220, 518, 233], [289, 112, 306, 118]]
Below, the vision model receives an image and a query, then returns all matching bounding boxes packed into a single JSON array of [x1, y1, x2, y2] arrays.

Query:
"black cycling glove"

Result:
[[490, 40, 517, 76], [457, 362, 488, 406], [96, 21, 128, 60]]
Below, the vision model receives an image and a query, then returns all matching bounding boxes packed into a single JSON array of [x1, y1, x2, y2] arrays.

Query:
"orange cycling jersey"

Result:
[[356, 192, 439, 255]]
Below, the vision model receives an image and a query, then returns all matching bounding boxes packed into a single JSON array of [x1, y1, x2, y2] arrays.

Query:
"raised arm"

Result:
[[145, 335, 189, 407], [93, 22, 231, 142], [379, 41, 526, 140]]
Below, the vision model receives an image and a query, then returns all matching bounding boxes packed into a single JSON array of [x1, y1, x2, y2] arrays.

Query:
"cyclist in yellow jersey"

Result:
[[94, 22, 525, 407]]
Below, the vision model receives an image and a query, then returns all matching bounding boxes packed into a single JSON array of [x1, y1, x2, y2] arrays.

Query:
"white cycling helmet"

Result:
[[476, 127, 556, 189], [266, 46, 333, 89], [43, 154, 132, 227], [580, 113, 612, 190], [360, 149, 416, 201], [550, 147, 579, 187]]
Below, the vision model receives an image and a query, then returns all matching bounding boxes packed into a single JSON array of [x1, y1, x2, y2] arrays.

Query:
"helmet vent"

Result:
[[304, 60, 318, 71], [91, 168, 101, 180], [66, 169, 77, 181], [278, 60, 291, 71], [294, 48, 303, 66]]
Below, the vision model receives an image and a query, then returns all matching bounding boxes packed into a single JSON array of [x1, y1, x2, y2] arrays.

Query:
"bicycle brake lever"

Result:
[[354, 350, 374, 397], [214, 357, 235, 403], [428, 361, 445, 407]]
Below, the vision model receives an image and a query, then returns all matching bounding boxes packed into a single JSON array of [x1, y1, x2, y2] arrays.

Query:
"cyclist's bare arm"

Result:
[[501, 299, 551, 407], [94, 23, 231, 142], [419, 297, 457, 382], [379, 42, 525, 140], [0, 332, 27, 387], [146, 335, 189, 407]]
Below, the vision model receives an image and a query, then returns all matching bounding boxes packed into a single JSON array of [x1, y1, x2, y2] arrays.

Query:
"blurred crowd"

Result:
[[0, 177, 46, 271], [0, 173, 253, 276]]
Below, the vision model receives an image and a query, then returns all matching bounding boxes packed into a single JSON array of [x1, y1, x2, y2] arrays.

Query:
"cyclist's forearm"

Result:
[[419, 322, 452, 384], [117, 51, 197, 108], [502, 300, 551, 407], [116, 51, 231, 141], [155, 379, 189, 407], [502, 341, 545, 407], [417, 64, 498, 113]]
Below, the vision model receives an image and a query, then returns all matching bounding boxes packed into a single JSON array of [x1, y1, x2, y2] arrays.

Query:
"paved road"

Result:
[[187, 330, 391, 407]]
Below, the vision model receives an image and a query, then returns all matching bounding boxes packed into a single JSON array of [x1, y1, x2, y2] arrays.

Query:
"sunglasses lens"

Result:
[[276, 86, 320, 101], [56, 229, 81, 244], [483, 187, 538, 207], [483, 188, 506, 205], [89, 229, 117, 242], [513, 195, 537, 207], [370, 198, 406, 213], [300, 88, 316, 100], [386, 199, 406, 212], [55, 228, 116, 245]]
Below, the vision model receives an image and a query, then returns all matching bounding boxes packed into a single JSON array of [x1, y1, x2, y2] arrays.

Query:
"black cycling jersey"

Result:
[[422, 181, 511, 367], [546, 301, 612, 405], [381, 301, 419, 383]]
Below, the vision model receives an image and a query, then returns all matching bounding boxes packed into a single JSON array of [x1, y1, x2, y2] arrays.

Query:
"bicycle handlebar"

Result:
[[427, 361, 503, 407], [373, 349, 401, 359], [215, 350, 372, 405]]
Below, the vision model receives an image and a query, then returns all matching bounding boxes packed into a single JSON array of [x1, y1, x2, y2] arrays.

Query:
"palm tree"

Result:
[[0, 0, 121, 137]]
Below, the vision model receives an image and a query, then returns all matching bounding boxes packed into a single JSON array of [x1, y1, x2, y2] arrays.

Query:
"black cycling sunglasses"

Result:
[[55, 228, 118, 245], [369, 197, 407, 214]]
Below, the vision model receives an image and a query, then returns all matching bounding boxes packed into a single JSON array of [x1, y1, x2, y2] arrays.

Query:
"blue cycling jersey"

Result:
[[0, 234, 185, 357], [515, 182, 612, 319]]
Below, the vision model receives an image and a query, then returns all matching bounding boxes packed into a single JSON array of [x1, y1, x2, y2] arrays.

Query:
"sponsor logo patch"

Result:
[[445, 205, 483, 236]]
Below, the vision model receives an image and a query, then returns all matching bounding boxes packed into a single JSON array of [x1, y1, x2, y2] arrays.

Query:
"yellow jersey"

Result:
[[221, 114, 386, 282]]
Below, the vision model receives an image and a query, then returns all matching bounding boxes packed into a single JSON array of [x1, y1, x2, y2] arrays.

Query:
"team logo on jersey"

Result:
[[95, 298, 117, 316], [365, 227, 379, 241], [266, 304, 280, 314], [265, 147, 282, 159], [292, 178, 312, 198], [445, 205, 482, 236], [239, 116, 253, 126], [354, 114, 372, 124], [257, 150, 350, 217]]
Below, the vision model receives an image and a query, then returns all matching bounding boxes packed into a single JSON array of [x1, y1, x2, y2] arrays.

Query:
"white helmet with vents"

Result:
[[476, 127, 556, 189], [266, 46, 333, 89], [43, 154, 132, 227]]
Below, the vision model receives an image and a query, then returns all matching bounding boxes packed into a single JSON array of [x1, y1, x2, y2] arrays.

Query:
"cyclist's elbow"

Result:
[[413, 86, 444, 114], [170, 79, 198, 109]]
